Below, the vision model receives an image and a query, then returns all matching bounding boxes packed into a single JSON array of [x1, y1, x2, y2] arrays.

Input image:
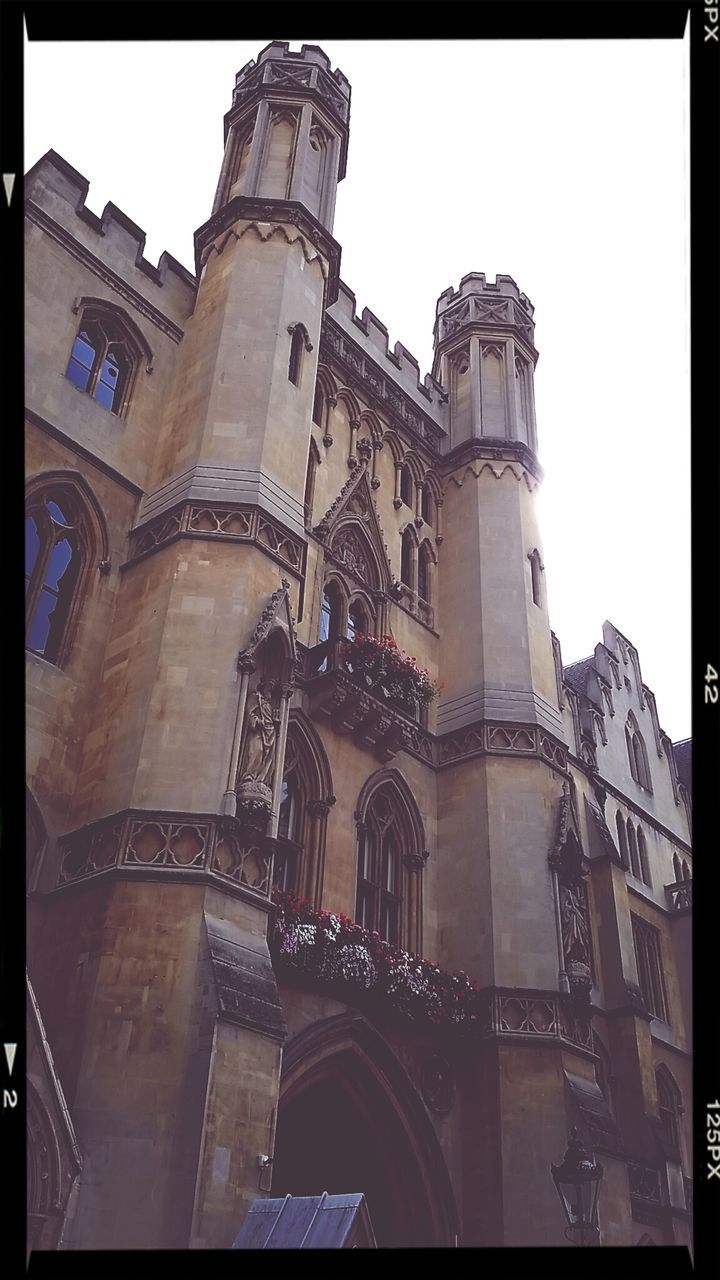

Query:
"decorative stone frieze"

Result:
[[665, 878, 692, 912], [57, 809, 276, 901], [320, 320, 444, 456], [126, 501, 305, 577], [194, 197, 342, 301]]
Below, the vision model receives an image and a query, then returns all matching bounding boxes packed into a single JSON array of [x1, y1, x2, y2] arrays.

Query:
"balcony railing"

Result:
[[665, 878, 692, 912]]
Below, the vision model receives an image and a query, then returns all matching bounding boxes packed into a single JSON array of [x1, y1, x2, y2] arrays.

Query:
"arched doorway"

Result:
[[271, 1014, 458, 1247]]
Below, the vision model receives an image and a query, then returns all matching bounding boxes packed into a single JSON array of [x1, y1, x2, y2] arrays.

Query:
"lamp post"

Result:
[[551, 1126, 604, 1246]]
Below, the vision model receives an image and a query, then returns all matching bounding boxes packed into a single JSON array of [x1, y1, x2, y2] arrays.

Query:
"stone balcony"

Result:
[[299, 639, 430, 762]]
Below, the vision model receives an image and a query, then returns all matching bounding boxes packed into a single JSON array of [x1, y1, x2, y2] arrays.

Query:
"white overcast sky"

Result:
[[24, 35, 691, 742]]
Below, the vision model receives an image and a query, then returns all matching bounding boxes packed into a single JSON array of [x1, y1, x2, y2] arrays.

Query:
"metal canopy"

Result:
[[232, 1192, 377, 1249]]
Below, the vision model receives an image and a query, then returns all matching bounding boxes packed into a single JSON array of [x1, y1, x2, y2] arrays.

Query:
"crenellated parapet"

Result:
[[24, 150, 197, 337], [323, 281, 447, 454], [434, 272, 536, 354], [232, 41, 350, 135]]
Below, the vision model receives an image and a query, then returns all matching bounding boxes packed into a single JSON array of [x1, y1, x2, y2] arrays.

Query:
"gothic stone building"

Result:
[[25, 42, 693, 1252]]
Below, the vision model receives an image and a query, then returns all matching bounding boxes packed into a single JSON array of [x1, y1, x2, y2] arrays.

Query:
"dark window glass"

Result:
[[66, 315, 133, 415], [355, 791, 403, 945], [400, 466, 414, 508], [288, 328, 304, 386], [417, 549, 430, 603], [421, 486, 432, 525], [631, 915, 668, 1021], [312, 382, 324, 425], [401, 529, 413, 587]]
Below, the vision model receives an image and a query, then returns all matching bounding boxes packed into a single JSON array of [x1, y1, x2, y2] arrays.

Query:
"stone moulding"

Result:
[[320, 322, 445, 457], [194, 196, 341, 302], [55, 809, 278, 905], [123, 500, 306, 578], [298, 648, 568, 772]]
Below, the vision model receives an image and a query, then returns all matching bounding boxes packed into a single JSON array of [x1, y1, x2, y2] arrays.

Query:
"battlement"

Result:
[[326, 280, 448, 430], [232, 42, 350, 127], [24, 151, 197, 325], [437, 272, 534, 317], [434, 273, 536, 354]]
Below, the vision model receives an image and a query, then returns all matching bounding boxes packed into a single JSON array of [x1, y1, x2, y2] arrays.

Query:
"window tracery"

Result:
[[25, 476, 106, 667], [354, 773, 427, 953], [66, 307, 140, 415]]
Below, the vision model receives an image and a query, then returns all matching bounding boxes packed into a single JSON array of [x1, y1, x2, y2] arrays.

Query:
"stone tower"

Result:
[[432, 276, 576, 1243], [27, 42, 351, 1250]]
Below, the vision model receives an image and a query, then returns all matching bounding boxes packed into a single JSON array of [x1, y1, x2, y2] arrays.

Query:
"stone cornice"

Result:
[[194, 196, 341, 304], [53, 808, 279, 912], [25, 200, 190, 344], [320, 318, 446, 458], [123, 499, 306, 580], [441, 437, 543, 485]]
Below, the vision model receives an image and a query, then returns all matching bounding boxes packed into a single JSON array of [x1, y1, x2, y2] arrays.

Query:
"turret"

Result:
[[433, 273, 539, 453], [212, 41, 350, 231]]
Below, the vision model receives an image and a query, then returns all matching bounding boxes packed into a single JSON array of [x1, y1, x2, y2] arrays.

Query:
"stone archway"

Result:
[[271, 1013, 458, 1247]]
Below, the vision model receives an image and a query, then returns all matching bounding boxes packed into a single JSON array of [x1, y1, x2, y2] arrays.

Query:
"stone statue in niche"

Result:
[[559, 881, 592, 1000], [237, 684, 278, 819]]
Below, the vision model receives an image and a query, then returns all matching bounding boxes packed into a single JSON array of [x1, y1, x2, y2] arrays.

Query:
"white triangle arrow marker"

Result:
[[2, 174, 16, 206], [4, 1044, 17, 1075]]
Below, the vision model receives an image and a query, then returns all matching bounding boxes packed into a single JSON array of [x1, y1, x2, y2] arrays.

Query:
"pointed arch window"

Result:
[[616, 812, 629, 868], [355, 776, 427, 953], [66, 310, 137, 415], [275, 767, 303, 894], [626, 716, 652, 792], [25, 484, 101, 666], [529, 548, 544, 607], [631, 915, 668, 1021], [627, 821, 641, 880], [401, 527, 415, 589], [287, 323, 312, 387], [420, 485, 433, 526], [637, 827, 651, 887], [303, 439, 320, 529], [417, 542, 432, 604], [356, 790, 403, 945], [347, 600, 368, 642], [312, 381, 325, 426], [400, 465, 414, 509], [319, 582, 343, 645]]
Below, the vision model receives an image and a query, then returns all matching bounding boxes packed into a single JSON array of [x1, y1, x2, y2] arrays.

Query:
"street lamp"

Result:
[[551, 1125, 604, 1246]]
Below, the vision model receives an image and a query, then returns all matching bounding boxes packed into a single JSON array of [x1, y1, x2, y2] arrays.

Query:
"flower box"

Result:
[[340, 634, 438, 712], [271, 888, 486, 1032]]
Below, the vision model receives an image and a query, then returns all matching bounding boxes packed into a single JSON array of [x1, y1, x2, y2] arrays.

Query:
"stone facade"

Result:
[[25, 41, 691, 1252]]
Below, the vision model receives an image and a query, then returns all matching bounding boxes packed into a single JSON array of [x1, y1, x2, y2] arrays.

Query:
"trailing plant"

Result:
[[339, 633, 439, 710], [271, 888, 486, 1032]]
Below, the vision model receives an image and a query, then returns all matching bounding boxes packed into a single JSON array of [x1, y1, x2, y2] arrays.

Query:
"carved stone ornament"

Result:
[[418, 1051, 455, 1115], [403, 848, 430, 872], [333, 528, 368, 581], [549, 782, 593, 1002], [236, 578, 297, 672], [238, 688, 277, 789]]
